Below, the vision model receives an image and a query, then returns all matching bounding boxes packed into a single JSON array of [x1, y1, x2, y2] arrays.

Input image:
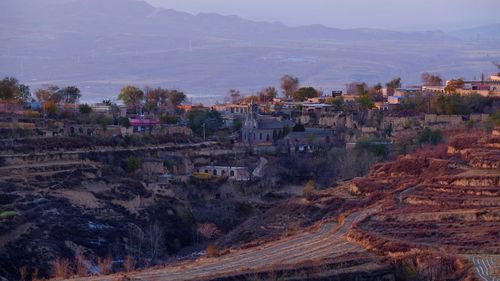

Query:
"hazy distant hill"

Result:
[[451, 24, 500, 42], [0, 0, 499, 102]]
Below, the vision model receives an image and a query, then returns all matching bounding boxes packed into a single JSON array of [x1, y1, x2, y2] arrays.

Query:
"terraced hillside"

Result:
[[63, 131, 500, 281], [349, 131, 500, 280]]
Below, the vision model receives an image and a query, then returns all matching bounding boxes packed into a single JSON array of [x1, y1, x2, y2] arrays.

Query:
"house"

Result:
[[283, 128, 336, 153], [388, 96, 403, 105], [64, 123, 97, 136], [394, 87, 421, 97], [212, 104, 250, 116], [302, 103, 335, 114], [92, 103, 112, 115], [129, 118, 160, 133], [195, 166, 250, 181]]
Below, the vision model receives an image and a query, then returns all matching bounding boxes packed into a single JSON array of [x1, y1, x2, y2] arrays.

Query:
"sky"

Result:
[[145, 0, 500, 31]]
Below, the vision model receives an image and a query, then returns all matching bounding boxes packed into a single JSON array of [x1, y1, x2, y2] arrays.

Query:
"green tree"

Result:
[[187, 110, 223, 137], [118, 117, 131, 128], [491, 110, 500, 126], [356, 94, 374, 111], [79, 104, 92, 115], [58, 86, 81, 104], [0, 77, 31, 104], [417, 128, 443, 145], [126, 156, 141, 174], [292, 87, 319, 101], [118, 85, 144, 114], [464, 94, 490, 113], [326, 96, 344, 110]]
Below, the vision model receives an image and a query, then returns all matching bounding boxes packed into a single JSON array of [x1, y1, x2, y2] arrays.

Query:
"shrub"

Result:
[[125, 156, 141, 174], [206, 243, 220, 258], [0, 210, 18, 219], [417, 128, 443, 146], [303, 180, 315, 199]]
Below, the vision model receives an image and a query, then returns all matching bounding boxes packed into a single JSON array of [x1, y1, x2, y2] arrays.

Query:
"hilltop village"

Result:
[[0, 72, 499, 280]]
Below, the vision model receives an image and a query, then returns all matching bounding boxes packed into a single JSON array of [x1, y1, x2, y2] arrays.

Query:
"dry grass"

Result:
[[51, 257, 72, 279], [75, 255, 88, 277], [206, 243, 220, 258], [123, 255, 135, 273], [98, 256, 113, 275], [19, 265, 28, 281]]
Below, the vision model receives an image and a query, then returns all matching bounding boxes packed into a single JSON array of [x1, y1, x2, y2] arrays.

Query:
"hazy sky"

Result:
[[145, 0, 500, 31]]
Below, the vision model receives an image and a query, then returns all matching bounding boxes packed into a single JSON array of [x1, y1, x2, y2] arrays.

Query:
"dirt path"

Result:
[[468, 255, 500, 281], [67, 206, 381, 281]]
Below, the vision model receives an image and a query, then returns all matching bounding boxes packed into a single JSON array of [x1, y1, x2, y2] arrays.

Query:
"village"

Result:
[[1, 72, 500, 170], [1, 71, 500, 280]]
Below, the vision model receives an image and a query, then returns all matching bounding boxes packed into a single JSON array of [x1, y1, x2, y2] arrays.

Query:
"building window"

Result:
[[230, 170, 235, 177], [259, 133, 262, 140], [204, 170, 209, 174], [266, 134, 270, 141], [70, 127, 75, 134], [79, 127, 83, 134], [213, 169, 217, 176]]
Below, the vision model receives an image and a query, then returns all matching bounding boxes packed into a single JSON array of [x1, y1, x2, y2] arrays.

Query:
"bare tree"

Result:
[[146, 222, 164, 264], [421, 72, 443, 86], [280, 75, 299, 98], [228, 89, 242, 104]]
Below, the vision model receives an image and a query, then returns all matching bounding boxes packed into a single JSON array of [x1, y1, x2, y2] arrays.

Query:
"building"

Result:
[[212, 103, 250, 116], [92, 103, 112, 115], [242, 104, 295, 146], [195, 166, 250, 181], [394, 87, 421, 97], [283, 128, 336, 153], [129, 118, 160, 133], [388, 96, 403, 105]]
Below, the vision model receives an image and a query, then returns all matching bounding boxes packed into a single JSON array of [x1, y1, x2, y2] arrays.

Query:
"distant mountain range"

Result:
[[1, 0, 499, 102]]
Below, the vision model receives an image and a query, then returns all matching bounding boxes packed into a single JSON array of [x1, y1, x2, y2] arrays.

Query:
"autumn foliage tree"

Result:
[[118, 85, 144, 114], [444, 79, 465, 93]]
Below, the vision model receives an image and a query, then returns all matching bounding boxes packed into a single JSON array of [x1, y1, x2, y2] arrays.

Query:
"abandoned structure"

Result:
[[195, 166, 250, 181]]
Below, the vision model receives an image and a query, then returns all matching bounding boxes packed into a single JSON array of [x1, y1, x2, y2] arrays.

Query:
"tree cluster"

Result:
[[0, 77, 31, 104], [118, 85, 186, 115]]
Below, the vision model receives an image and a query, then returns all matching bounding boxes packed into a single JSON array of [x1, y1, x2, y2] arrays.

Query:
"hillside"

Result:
[[1, 0, 499, 102], [61, 130, 499, 281]]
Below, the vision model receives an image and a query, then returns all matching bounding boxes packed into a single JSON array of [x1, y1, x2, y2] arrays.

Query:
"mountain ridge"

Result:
[[0, 0, 499, 102]]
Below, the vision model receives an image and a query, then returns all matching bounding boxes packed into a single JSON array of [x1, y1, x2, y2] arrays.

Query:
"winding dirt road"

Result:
[[68, 207, 381, 281], [469, 256, 500, 281]]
